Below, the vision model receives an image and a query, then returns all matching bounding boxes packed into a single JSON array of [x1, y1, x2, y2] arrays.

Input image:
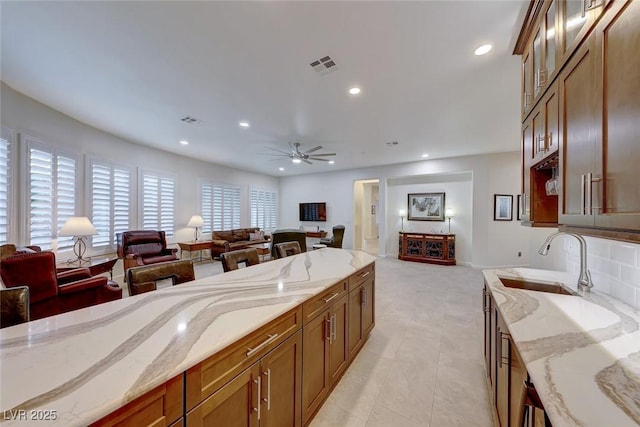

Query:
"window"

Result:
[[0, 128, 12, 245], [89, 160, 132, 249], [250, 187, 278, 230], [141, 171, 175, 236], [200, 182, 240, 232], [25, 136, 77, 250]]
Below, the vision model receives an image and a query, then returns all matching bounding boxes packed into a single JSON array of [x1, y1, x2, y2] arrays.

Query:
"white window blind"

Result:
[[201, 182, 240, 231], [90, 161, 131, 249], [250, 187, 278, 230], [27, 141, 77, 250], [0, 133, 10, 244], [142, 172, 175, 236]]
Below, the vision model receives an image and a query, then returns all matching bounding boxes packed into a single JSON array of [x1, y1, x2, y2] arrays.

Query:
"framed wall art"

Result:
[[407, 192, 445, 221], [494, 194, 513, 221]]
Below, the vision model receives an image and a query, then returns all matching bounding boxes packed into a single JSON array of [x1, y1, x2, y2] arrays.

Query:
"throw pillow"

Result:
[[249, 231, 264, 241]]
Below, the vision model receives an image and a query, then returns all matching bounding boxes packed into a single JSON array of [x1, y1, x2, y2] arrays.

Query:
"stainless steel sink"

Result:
[[499, 277, 577, 296]]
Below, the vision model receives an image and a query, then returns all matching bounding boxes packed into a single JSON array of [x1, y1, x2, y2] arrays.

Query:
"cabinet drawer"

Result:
[[303, 280, 348, 324], [186, 305, 302, 410], [348, 264, 374, 292], [90, 374, 183, 427]]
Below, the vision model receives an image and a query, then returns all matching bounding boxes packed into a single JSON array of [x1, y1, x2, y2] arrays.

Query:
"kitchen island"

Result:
[[483, 268, 640, 427], [0, 248, 376, 426]]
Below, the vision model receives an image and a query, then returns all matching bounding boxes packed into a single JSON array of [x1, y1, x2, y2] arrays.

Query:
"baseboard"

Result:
[[470, 263, 529, 269]]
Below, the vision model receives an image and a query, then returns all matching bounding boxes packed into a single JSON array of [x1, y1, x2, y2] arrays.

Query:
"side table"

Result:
[[178, 240, 214, 261], [56, 257, 118, 279]]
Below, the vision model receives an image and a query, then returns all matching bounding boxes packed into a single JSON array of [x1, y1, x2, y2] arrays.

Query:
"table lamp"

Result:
[[399, 209, 406, 231], [187, 215, 205, 241], [445, 209, 454, 233], [59, 216, 98, 263]]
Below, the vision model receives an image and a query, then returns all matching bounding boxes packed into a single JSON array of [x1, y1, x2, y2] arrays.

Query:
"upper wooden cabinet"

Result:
[[517, 0, 640, 237]]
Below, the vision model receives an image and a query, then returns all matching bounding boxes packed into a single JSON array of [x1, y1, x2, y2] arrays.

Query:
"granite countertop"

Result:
[[483, 267, 640, 427], [0, 248, 377, 426]]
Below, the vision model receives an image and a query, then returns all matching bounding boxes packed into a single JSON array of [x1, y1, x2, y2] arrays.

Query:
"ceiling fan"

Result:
[[260, 142, 336, 164]]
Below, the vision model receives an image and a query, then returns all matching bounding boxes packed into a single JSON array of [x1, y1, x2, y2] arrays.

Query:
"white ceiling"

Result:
[[1, 1, 527, 177]]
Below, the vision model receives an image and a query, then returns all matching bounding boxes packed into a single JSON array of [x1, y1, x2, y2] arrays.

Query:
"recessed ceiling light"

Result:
[[328, 160, 335, 165], [474, 44, 493, 56], [279, 167, 285, 171], [348, 87, 361, 95], [292, 158, 302, 164], [179, 140, 189, 145], [421, 153, 429, 158], [239, 121, 250, 128]]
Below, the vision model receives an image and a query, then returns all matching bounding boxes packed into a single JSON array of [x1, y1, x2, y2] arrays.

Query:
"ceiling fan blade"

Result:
[[264, 147, 291, 155], [303, 159, 313, 165], [308, 157, 329, 161], [258, 152, 288, 156], [308, 153, 336, 156], [304, 145, 324, 154]]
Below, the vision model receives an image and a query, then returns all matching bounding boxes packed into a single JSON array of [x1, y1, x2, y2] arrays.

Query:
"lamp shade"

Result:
[[399, 209, 406, 217], [59, 217, 98, 237], [445, 209, 454, 218], [187, 215, 205, 228]]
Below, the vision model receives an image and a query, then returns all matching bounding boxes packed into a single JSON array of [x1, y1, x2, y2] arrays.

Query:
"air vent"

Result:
[[310, 55, 338, 75], [386, 141, 399, 146], [181, 116, 200, 124]]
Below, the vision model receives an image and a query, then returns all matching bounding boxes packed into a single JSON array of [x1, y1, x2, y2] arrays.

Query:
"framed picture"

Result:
[[516, 194, 522, 221], [408, 192, 445, 221], [494, 194, 513, 221]]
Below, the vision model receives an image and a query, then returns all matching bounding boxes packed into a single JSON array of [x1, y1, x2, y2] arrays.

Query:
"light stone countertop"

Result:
[[483, 267, 640, 427], [0, 248, 377, 426]]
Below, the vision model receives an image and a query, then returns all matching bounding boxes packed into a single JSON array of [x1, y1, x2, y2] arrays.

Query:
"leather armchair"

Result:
[[116, 230, 179, 277], [0, 252, 122, 321], [320, 225, 345, 248], [270, 229, 307, 259]]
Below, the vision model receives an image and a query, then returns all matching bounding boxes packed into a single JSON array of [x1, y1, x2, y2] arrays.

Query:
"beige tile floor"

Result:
[[115, 254, 495, 426]]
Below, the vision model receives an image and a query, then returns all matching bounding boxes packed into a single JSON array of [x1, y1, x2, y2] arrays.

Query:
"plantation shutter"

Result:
[[0, 135, 10, 244], [91, 161, 131, 249], [250, 188, 278, 230], [142, 172, 175, 236], [208, 183, 240, 231]]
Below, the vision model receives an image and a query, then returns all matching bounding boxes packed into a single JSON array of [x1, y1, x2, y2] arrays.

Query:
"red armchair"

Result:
[[0, 251, 122, 320], [116, 230, 179, 277]]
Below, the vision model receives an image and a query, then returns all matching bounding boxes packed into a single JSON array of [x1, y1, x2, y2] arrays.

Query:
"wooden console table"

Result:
[[305, 231, 327, 238], [398, 232, 456, 265], [178, 240, 214, 261], [56, 257, 118, 279]]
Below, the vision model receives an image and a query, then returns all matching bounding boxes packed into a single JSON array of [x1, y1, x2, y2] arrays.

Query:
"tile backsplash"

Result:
[[565, 236, 640, 309]]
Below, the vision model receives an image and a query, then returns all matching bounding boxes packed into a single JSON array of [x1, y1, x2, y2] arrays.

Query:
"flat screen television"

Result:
[[299, 202, 327, 222]]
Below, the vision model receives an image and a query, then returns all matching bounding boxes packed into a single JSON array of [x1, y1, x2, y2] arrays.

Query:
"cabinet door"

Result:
[[362, 277, 375, 338], [302, 311, 330, 424], [545, 1, 557, 81], [522, 48, 533, 116], [559, 33, 598, 227], [260, 331, 302, 427], [483, 286, 493, 386], [595, 0, 640, 230], [187, 364, 260, 427], [509, 343, 527, 427], [348, 286, 363, 360], [495, 311, 510, 427], [328, 294, 349, 386], [533, 27, 544, 98], [521, 121, 533, 223]]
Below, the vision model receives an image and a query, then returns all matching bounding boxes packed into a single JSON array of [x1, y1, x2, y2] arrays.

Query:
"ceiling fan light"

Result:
[[292, 158, 302, 164], [349, 87, 361, 95], [328, 160, 335, 165]]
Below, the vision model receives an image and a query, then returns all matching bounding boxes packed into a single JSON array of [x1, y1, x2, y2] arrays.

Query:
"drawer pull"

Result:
[[360, 271, 371, 279], [246, 333, 279, 358], [322, 292, 340, 304]]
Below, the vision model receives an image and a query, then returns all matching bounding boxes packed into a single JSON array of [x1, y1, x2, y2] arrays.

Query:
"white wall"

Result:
[[279, 151, 532, 268], [1, 83, 278, 255]]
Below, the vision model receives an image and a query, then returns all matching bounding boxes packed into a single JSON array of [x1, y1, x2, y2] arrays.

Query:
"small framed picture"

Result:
[[494, 194, 513, 221], [517, 194, 522, 221], [408, 192, 445, 221]]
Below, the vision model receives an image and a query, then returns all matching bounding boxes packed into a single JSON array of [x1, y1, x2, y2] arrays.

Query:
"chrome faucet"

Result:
[[538, 231, 593, 291]]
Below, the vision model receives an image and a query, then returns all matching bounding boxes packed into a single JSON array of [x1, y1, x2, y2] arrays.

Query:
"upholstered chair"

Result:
[[0, 251, 122, 320], [116, 230, 179, 277], [270, 229, 307, 258], [220, 248, 260, 272], [274, 241, 302, 258], [1, 286, 30, 328], [320, 225, 346, 248], [126, 260, 195, 296]]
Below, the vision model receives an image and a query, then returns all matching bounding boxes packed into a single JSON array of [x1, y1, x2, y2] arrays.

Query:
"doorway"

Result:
[[353, 179, 379, 255]]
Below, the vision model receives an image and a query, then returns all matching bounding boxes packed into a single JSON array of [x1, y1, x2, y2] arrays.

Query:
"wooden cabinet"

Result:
[[483, 286, 546, 427], [348, 265, 375, 360], [398, 232, 456, 265], [90, 375, 183, 427], [302, 293, 348, 425], [186, 330, 302, 427]]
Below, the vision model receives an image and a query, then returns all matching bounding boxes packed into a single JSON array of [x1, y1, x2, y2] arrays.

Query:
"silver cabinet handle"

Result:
[[246, 333, 279, 358], [252, 376, 261, 419], [331, 314, 337, 343], [581, 174, 586, 215], [589, 173, 603, 213], [323, 292, 340, 304], [262, 369, 271, 411], [325, 317, 332, 342], [360, 270, 371, 279], [586, 172, 592, 215]]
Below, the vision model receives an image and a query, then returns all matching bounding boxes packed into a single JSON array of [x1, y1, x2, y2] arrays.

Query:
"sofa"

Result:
[[0, 251, 122, 320], [270, 229, 307, 259], [210, 228, 269, 259], [116, 230, 179, 277]]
